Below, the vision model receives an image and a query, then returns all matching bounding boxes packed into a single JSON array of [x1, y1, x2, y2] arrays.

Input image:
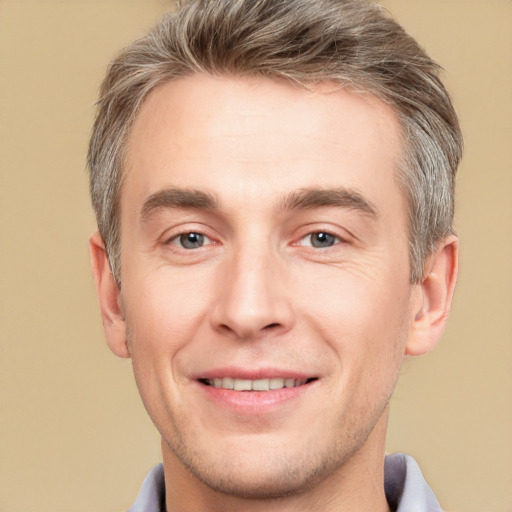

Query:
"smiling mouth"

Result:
[[199, 377, 318, 391]]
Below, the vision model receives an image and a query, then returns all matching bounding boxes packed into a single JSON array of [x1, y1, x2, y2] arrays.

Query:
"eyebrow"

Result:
[[140, 186, 378, 221], [281, 187, 378, 218], [141, 188, 218, 221]]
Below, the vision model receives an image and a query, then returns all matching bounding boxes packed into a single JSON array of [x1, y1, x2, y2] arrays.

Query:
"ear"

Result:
[[406, 235, 459, 356], [89, 232, 130, 358]]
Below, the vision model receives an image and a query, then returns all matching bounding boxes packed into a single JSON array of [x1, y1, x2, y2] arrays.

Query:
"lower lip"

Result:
[[196, 381, 317, 415]]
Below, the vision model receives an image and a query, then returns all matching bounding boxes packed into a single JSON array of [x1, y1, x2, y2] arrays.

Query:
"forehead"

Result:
[[122, 74, 404, 214]]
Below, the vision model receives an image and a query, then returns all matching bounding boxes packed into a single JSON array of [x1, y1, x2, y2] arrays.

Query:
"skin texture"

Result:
[[90, 74, 458, 512]]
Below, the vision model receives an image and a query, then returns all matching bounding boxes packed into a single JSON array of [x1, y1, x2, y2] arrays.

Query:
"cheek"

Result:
[[120, 270, 216, 412], [123, 266, 214, 347], [297, 263, 406, 322], [121, 271, 209, 420], [294, 263, 412, 365]]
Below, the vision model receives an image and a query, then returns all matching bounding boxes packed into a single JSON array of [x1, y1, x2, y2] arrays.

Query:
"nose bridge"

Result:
[[211, 234, 293, 339]]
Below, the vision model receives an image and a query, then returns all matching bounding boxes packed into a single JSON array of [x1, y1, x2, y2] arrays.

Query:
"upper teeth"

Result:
[[207, 377, 308, 391]]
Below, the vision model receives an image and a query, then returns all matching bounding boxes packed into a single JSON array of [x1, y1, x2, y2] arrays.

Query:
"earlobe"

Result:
[[406, 235, 459, 356], [89, 232, 130, 358]]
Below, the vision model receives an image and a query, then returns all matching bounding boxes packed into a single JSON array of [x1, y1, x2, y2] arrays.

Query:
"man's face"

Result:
[[116, 75, 418, 497]]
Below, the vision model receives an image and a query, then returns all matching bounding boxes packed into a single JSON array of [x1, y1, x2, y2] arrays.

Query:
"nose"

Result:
[[210, 244, 294, 341]]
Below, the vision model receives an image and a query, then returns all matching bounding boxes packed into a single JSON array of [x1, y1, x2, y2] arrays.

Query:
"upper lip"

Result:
[[191, 367, 319, 381]]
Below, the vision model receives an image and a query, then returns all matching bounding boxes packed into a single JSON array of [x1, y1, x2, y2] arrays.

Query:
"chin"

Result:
[[186, 459, 323, 499], [169, 436, 351, 500]]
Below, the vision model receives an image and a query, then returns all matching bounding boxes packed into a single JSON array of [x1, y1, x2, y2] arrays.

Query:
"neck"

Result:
[[162, 411, 391, 512]]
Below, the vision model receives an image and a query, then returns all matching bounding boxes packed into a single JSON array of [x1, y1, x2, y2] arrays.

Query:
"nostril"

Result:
[[264, 323, 280, 330]]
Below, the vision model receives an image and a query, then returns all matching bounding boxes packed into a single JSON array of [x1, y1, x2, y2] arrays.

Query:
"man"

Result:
[[88, 0, 462, 510]]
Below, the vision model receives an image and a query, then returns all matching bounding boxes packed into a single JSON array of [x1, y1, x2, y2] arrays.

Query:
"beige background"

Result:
[[1, 0, 510, 510]]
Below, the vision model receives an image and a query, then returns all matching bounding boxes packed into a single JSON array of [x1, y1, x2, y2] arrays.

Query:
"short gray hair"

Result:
[[88, 0, 463, 284]]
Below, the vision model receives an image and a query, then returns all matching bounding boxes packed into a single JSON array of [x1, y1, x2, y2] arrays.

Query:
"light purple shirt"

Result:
[[128, 453, 443, 512]]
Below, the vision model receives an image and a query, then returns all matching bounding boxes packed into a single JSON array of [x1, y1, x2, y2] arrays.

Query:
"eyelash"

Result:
[[165, 228, 346, 252], [296, 231, 345, 249], [167, 231, 215, 250]]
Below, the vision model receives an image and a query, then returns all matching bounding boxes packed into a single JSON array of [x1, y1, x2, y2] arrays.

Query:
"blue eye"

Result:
[[177, 232, 206, 249], [301, 232, 339, 248]]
